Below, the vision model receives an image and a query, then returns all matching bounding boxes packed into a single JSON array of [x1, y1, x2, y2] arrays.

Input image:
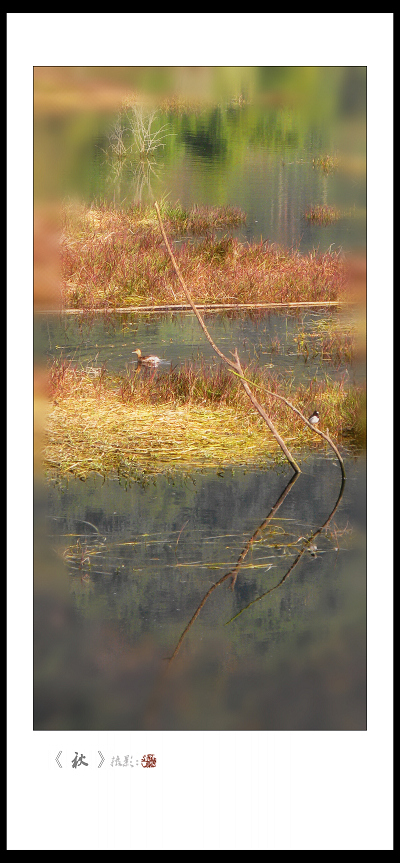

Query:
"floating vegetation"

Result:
[[295, 318, 359, 366], [312, 154, 340, 174], [303, 205, 341, 226]]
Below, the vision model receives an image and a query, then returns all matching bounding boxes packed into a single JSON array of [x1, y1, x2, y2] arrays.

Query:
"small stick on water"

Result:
[[175, 519, 189, 553]]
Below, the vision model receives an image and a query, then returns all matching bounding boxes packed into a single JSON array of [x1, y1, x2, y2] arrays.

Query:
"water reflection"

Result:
[[35, 72, 366, 253], [145, 468, 346, 724], [181, 109, 228, 162], [102, 104, 173, 206], [226, 471, 346, 622], [167, 472, 302, 663], [35, 455, 365, 731]]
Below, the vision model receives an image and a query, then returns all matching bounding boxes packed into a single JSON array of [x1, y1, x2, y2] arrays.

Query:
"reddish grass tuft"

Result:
[[60, 202, 347, 311]]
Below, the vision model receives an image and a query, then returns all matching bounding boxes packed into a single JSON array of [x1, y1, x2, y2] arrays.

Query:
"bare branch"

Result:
[[228, 367, 346, 478], [155, 201, 301, 474]]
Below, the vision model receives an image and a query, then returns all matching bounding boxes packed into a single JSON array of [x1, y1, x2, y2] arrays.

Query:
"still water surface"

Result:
[[36, 77, 366, 254], [35, 453, 365, 731], [36, 305, 364, 386]]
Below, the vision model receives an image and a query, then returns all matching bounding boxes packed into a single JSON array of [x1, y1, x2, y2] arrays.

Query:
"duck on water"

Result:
[[133, 348, 162, 367]]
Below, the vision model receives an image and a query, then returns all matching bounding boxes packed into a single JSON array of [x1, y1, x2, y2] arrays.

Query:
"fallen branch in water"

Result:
[[36, 301, 349, 316]]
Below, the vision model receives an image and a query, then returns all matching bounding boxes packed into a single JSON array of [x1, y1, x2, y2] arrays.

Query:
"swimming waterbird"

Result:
[[132, 348, 162, 367]]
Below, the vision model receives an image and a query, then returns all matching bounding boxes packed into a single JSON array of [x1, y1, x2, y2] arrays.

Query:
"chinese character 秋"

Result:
[[72, 752, 88, 768]]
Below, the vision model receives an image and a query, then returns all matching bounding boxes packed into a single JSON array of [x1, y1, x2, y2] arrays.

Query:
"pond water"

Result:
[[35, 305, 365, 386], [35, 304, 366, 731], [89, 112, 366, 254], [35, 452, 366, 731], [34, 69, 366, 731], [35, 68, 366, 256]]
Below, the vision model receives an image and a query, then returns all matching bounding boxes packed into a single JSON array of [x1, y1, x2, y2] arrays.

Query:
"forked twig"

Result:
[[228, 369, 346, 479]]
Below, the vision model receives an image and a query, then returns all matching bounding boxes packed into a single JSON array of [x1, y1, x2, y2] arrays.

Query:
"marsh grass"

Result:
[[61, 202, 346, 311], [295, 318, 359, 366], [303, 205, 341, 226], [312, 154, 340, 174], [44, 360, 365, 480]]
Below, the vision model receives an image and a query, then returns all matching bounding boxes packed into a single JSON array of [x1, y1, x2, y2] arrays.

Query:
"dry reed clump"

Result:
[[119, 361, 246, 408], [156, 202, 246, 236], [303, 205, 341, 225], [60, 202, 346, 310]]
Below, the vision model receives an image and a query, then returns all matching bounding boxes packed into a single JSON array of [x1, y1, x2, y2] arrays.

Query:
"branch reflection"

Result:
[[169, 470, 345, 660], [144, 469, 346, 727], [226, 473, 346, 625], [168, 471, 300, 664]]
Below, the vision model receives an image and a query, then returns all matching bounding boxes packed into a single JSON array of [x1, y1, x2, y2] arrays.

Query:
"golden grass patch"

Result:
[[43, 394, 279, 478]]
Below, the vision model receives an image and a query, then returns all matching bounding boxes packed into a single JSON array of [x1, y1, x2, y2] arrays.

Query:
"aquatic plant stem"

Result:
[[155, 201, 301, 474]]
